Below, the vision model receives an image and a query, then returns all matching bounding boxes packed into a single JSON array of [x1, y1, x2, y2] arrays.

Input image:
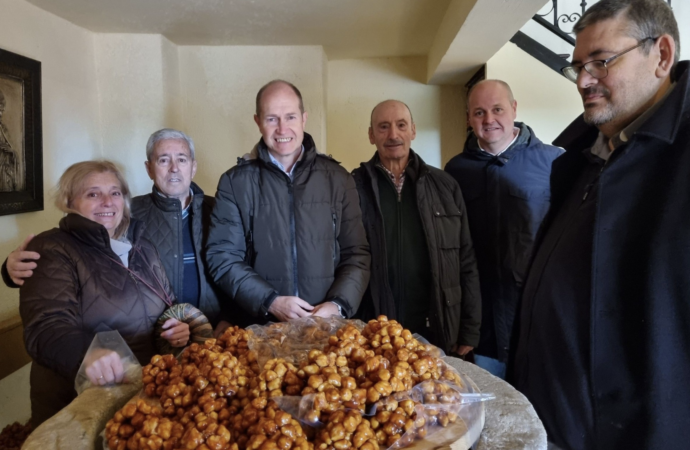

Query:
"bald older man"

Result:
[[444, 80, 563, 378], [352, 100, 481, 355]]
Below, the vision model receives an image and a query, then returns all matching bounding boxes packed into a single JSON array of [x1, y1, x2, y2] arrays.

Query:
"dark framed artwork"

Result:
[[0, 48, 42, 216]]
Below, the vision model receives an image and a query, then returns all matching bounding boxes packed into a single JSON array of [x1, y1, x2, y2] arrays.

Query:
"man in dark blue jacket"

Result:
[[512, 1, 688, 449], [445, 80, 563, 378]]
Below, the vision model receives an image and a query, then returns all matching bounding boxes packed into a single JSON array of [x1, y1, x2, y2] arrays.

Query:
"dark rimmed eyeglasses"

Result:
[[561, 37, 658, 83]]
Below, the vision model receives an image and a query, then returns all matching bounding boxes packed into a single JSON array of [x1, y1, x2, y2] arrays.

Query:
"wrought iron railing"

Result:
[[533, 0, 673, 47]]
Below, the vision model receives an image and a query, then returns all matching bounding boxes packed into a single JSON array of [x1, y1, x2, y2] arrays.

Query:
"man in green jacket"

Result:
[[352, 100, 481, 354]]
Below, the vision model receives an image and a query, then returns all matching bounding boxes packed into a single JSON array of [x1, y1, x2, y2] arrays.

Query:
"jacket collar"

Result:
[[149, 181, 204, 213], [362, 148, 429, 184], [554, 61, 690, 152], [59, 213, 146, 251], [462, 122, 534, 161], [245, 132, 319, 176]]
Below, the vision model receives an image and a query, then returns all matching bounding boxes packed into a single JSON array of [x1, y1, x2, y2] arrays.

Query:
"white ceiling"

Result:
[[24, 0, 452, 59]]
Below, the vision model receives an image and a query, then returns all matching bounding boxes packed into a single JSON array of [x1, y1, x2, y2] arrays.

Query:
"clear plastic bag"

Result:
[[375, 380, 494, 450], [274, 375, 495, 450], [411, 333, 446, 358], [100, 392, 163, 450], [248, 316, 365, 367], [75, 330, 142, 395]]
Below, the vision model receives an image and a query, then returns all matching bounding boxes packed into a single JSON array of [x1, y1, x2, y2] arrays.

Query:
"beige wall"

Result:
[[94, 33, 184, 196], [485, 42, 583, 145], [0, 0, 104, 427], [327, 56, 464, 171], [178, 45, 327, 193], [0, 0, 102, 324]]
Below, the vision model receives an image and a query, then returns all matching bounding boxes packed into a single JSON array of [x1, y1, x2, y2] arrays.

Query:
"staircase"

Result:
[[511, 0, 674, 77]]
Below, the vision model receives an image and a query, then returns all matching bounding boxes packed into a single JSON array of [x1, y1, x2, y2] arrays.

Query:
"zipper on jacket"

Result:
[[288, 181, 299, 297], [582, 165, 605, 202], [249, 213, 254, 243], [396, 195, 405, 321], [417, 170, 444, 341], [246, 213, 255, 265], [332, 212, 337, 261]]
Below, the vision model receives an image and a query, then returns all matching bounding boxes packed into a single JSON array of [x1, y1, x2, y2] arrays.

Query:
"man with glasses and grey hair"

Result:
[[3, 129, 232, 334], [511, 0, 687, 449]]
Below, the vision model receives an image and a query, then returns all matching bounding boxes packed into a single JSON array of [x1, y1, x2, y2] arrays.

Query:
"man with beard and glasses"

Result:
[[510, 0, 689, 449], [352, 99, 481, 355]]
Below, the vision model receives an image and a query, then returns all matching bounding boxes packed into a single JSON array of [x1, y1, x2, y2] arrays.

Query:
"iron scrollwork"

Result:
[[534, 0, 672, 46]]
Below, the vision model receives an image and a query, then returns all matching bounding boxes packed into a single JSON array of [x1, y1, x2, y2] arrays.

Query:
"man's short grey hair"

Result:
[[146, 128, 196, 161], [574, 0, 680, 67], [466, 80, 515, 110]]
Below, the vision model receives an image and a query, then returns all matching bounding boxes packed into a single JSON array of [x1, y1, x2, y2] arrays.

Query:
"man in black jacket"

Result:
[[205, 80, 370, 323], [512, 1, 688, 449], [133, 129, 230, 330], [3, 129, 231, 333], [352, 100, 481, 355], [445, 80, 563, 378]]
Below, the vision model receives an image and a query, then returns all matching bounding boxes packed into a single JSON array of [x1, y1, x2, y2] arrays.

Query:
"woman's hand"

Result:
[[85, 349, 124, 386], [161, 318, 190, 347]]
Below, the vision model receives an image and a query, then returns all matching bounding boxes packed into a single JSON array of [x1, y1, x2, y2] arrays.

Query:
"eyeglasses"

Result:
[[562, 37, 658, 83]]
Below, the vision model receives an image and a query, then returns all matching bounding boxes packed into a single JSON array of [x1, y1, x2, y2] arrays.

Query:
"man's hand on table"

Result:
[[453, 344, 474, 358], [311, 302, 341, 318], [269, 296, 314, 321]]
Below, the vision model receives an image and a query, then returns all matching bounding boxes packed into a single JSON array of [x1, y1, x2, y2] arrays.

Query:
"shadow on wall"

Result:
[[440, 85, 466, 167]]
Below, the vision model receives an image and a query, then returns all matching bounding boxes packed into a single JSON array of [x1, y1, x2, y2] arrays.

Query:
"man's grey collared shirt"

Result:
[[268, 146, 305, 180]]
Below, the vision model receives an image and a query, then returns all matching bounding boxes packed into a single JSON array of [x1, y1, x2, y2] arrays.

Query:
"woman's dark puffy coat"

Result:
[[20, 214, 172, 425]]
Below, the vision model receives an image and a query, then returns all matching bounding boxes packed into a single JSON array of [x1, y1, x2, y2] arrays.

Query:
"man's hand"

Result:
[[84, 349, 124, 386], [268, 296, 314, 321], [7, 234, 40, 286], [161, 318, 190, 347], [213, 320, 232, 338], [311, 302, 341, 318], [453, 344, 474, 358]]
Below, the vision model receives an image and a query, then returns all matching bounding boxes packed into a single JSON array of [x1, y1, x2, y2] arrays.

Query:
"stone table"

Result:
[[444, 357, 547, 450], [22, 357, 546, 450]]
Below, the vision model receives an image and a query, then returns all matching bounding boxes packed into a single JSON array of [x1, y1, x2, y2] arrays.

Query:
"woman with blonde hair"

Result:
[[20, 160, 189, 426]]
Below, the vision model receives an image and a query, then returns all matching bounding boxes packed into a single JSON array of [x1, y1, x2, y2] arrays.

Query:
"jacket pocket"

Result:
[[441, 285, 462, 347], [442, 284, 463, 307], [507, 185, 550, 201], [462, 185, 484, 203], [245, 212, 255, 265], [332, 212, 337, 259], [432, 203, 462, 249], [331, 210, 340, 268]]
